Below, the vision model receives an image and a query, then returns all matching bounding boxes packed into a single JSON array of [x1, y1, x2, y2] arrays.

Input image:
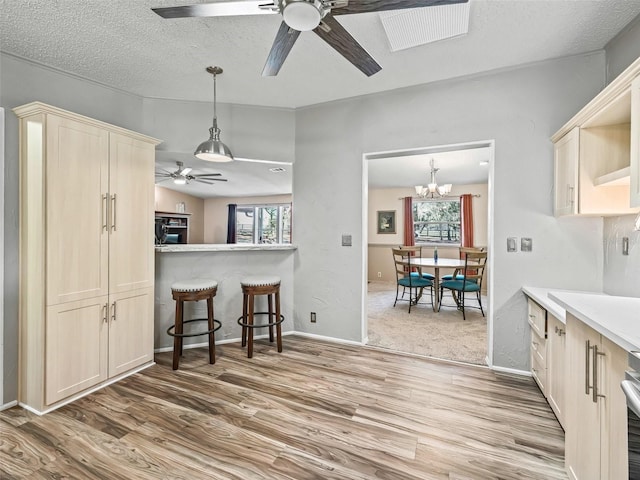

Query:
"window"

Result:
[[236, 204, 291, 244], [413, 199, 460, 245]]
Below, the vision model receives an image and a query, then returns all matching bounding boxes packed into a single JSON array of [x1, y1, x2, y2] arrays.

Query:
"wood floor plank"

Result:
[[0, 335, 568, 479]]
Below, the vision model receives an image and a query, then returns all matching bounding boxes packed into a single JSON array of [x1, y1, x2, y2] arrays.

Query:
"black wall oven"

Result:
[[622, 354, 640, 479]]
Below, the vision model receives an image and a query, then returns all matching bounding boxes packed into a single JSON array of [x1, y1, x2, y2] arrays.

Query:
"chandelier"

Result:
[[414, 158, 452, 198]]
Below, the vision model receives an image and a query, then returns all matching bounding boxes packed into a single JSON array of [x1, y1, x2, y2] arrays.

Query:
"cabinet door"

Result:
[[554, 127, 579, 216], [527, 299, 546, 338], [547, 314, 566, 429], [45, 297, 109, 405], [108, 133, 155, 294], [46, 115, 109, 305], [631, 76, 640, 207], [108, 288, 154, 377], [565, 315, 601, 480], [600, 336, 628, 480]]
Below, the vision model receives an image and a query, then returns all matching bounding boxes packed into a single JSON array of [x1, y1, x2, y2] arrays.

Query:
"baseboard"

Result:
[[490, 363, 531, 377], [0, 400, 18, 411], [18, 361, 155, 416], [154, 330, 296, 353], [291, 331, 366, 346]]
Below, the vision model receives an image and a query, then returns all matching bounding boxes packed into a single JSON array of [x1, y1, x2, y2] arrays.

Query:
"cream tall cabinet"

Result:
[[15, 102, 161, 413], [565, 314, 628, 480]]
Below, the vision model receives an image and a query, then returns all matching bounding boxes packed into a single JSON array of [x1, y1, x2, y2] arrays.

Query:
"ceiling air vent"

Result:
[[379, 2, 470, 52]]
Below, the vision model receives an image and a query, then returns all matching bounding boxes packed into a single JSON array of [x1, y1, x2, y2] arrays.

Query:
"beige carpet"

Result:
[[367, 281, 488, 365]]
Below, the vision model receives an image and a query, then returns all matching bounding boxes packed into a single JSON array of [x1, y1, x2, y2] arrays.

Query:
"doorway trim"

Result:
[[361, 139, 496, 365]]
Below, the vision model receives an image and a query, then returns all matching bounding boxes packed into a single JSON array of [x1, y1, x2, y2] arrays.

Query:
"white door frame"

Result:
[[361, 139, 496, 365], [0, 107, 5, 404]]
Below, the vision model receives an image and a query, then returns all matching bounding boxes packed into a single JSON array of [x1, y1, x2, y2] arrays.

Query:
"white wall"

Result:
[[293, 53, 606, 370]]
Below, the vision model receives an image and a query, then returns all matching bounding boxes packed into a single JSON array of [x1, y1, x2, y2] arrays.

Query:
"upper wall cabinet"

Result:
[[631, 76, 640, 206], [552, 56, 640, 216]]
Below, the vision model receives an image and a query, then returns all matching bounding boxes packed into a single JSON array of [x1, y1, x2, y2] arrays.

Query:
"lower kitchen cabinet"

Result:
[[44, 288, 154, 406], [547, 313, 566, 429], [565, 313, 628, 480]]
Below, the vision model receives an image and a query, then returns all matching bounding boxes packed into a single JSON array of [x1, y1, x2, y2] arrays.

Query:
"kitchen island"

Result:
[[155, 244, 296, 352]]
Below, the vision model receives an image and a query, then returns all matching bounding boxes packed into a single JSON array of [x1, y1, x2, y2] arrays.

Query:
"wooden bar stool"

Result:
[[237, 275, 284, 358], [167, 279, 221, 370]]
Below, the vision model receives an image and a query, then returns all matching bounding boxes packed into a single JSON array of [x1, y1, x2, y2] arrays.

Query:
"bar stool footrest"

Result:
[[237, 312, 285, 329], [167, 318, 222, 338]]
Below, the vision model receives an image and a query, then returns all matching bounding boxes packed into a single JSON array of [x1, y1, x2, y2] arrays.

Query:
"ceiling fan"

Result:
[[152, 0, 468, 77], [155, 161, 228, 185]]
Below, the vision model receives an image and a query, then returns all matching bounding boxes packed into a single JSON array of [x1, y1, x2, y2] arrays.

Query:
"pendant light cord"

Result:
[[212, 71, 218, 131]]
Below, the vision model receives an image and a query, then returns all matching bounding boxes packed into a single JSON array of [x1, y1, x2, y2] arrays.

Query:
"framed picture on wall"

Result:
[[377, 210, 396, 234]]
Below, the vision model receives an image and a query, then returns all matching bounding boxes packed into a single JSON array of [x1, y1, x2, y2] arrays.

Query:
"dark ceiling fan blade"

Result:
[[332, 0, 468, 15], [194, 173, 223, 177], [262, 21, 301, 77], [152, 1, 278, 19], [313, 16, 381, 76]]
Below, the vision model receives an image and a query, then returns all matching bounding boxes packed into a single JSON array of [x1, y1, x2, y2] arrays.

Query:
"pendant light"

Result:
[[194, 66, 234, 162]]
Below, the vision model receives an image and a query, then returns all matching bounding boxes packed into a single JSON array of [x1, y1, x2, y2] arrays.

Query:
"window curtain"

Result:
[[460, 194, 474, 249], [226, 203, 237, 244], [403, 196, 414, 246]]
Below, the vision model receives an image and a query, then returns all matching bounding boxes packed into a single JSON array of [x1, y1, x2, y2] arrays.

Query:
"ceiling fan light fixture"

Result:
[[195, 66, 234, 163], [173, 176, 187, 185], [282, 0, 323, 31]]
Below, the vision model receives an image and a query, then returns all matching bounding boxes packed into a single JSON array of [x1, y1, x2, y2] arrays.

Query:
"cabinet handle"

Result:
[[585, 340, 592, 395], [111, 301, 116, 321], [102, 303, 108, 323], [102, 194, 108, 232], [592, 344, 606, 403], [554, 325, 565, 336], [568, 185, 575, 206], [110, 194, 117, 231]]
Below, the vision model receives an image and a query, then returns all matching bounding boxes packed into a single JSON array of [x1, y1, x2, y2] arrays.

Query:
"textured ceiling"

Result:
[[3, 0, 639, 199], [2, 0, 640, 109]]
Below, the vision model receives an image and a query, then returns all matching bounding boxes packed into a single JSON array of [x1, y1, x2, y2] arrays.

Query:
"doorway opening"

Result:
[[362, 140, 495, 366]]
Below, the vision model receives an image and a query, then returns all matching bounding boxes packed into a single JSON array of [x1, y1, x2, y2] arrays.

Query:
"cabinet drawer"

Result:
[[531, 350, 547, 395], [528, 300, 547, 338], [531, 328, 547, 367]]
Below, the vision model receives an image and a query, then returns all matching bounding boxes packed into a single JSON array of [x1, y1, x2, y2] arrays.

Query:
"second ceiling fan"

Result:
[[152, 0, 468, 77]]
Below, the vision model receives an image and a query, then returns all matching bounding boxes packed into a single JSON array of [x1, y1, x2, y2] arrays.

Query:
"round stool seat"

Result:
[[240, 275, 280, 287], [171, 278, 218, 293]]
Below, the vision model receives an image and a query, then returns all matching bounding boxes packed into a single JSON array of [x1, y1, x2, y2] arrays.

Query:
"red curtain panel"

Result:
[[460, 194, 474, 249], [403, 196, 414, 246]]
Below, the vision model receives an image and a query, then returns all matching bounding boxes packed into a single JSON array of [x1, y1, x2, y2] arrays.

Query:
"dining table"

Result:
[[410, 257, 468, 311]]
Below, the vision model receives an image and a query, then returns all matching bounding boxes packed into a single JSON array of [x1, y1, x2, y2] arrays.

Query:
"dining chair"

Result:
[[391, 247, 433, 313], [397, 245, 435, 281], [438, 250, 487, 320], [441, 246, 486, 282]]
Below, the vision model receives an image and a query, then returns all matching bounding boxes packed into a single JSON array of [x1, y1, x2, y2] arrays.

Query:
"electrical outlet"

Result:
[[310, 312, 317, 323], [377, 272, 382, 278]]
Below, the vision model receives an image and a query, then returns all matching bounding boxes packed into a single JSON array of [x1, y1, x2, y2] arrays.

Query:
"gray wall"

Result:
[[1, 45, 632, 402], [602, 14, 640, 297], [293, 53, 606, 370]]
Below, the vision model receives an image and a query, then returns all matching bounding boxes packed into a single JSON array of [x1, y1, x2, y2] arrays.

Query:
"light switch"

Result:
[[521, 237, 533, 252], [507, 237, 517, 252], [342, 234, 352, 247]]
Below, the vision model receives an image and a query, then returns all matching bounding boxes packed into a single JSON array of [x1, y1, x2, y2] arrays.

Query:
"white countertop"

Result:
[[549, 291, 640, 354], [155, 244, 297, 253], [521, 286, 571, 323]]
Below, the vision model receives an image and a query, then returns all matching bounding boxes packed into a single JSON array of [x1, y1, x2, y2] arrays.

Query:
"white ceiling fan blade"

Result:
[[152, 1, 279, 19], [181, 167, 193, 175]]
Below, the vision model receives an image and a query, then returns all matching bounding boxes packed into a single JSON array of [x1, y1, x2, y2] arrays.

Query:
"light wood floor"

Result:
[[1, 336, 567, 479]]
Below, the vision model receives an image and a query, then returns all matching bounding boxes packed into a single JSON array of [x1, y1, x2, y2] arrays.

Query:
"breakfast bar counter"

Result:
[[155, 244, 296, 352]]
